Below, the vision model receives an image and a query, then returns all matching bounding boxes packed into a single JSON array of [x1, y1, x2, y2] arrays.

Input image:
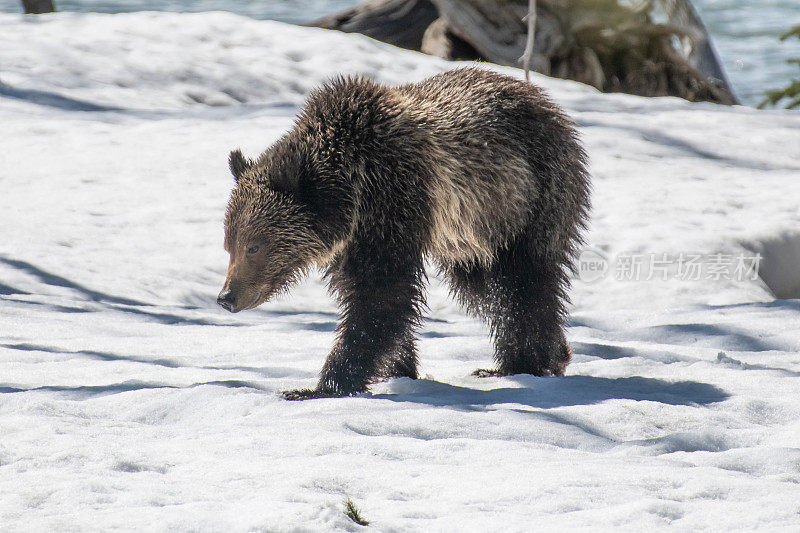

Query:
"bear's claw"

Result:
[[282, 388, 340, 401], [471, 368, 506, 378]]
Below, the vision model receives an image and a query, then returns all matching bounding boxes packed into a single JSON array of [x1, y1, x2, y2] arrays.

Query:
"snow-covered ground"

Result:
[[2, 12, 800, 531]]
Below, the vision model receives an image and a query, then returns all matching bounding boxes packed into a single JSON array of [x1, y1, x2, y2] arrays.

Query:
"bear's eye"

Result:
[[246, 245, 260, 255]]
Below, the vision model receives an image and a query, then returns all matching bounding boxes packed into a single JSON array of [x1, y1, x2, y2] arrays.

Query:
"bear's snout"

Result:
[[217, 288, 238, 313]]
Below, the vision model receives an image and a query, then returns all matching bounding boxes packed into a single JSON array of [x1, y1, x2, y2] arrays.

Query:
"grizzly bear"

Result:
[[217, 68, 590, 400]]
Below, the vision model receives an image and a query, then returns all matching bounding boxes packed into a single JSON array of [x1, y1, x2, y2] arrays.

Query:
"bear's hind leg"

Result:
[[489, 240, 572, 376], [447, 240, 572, 377]]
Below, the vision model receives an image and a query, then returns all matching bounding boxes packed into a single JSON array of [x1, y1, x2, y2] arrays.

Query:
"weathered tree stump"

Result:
[[309, 0, 738, 105]]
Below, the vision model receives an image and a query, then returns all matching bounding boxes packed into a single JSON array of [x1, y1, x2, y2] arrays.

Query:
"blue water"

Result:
[[2, 0, 798, 106]]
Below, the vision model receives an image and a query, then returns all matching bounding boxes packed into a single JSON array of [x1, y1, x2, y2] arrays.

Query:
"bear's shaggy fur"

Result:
[[218, 68, 590, 399]]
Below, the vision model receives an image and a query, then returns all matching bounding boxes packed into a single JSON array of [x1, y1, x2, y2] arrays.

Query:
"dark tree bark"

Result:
[[310, 0, 439, 51], [21, 0, 54, 14]]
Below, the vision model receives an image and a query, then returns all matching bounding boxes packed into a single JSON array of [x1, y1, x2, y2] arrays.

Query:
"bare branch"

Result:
[[520, 0, 536, 82]]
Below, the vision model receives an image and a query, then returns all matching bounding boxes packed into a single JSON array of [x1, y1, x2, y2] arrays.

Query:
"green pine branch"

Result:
[[344, 498, 369, 526], [759, 25, 800, 109]]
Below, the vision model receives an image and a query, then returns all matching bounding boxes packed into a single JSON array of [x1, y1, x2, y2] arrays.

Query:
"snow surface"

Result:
[[1, 11, 800, 532]]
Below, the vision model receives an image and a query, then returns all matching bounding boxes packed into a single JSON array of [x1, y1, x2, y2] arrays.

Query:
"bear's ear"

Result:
[[228, 149, 252, 182]]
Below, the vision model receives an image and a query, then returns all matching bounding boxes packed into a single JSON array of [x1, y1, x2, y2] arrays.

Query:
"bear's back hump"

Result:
[[395, 69, 547, 265]]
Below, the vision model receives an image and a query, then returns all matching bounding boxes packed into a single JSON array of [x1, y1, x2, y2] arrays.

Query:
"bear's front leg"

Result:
[[283, 245, 425, 400]]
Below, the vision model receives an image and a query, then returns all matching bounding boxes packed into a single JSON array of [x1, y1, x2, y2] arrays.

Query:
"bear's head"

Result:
[[217, 147, 325, 313]]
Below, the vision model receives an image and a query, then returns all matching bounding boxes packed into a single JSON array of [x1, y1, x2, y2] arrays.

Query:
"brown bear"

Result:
[[217, 68, 591, 400]]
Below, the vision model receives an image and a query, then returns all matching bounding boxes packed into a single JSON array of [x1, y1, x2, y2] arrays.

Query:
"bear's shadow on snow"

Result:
[[2, 343, 728, 407], [373, 375, 728, 409]]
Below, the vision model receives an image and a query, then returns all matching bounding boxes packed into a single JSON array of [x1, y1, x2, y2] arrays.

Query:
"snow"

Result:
[[1, 11, 800, 531]]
